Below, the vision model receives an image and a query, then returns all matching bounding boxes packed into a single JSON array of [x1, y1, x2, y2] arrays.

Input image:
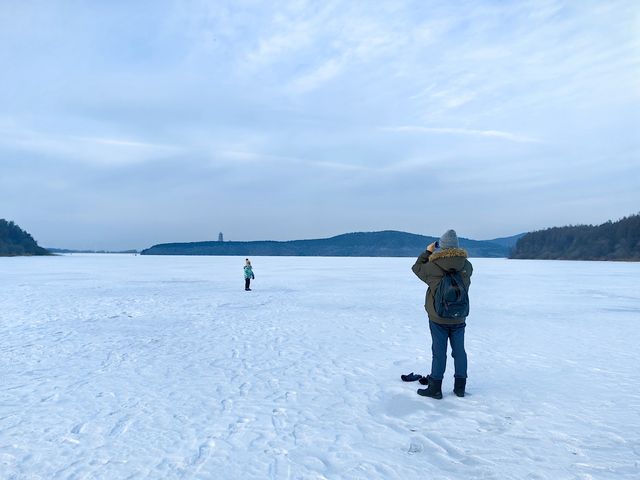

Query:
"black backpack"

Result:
[[434, 267, 469, 319]]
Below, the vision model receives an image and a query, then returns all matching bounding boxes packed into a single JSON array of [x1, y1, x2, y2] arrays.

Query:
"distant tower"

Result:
[[218, 232, 224, 242]]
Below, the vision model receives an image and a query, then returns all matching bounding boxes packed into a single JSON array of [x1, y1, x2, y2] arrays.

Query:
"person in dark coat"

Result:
[[411, 229, 473, 399]]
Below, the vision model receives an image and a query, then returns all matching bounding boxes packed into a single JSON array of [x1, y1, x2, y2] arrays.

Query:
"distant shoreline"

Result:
[[140, 230, 519, 258]]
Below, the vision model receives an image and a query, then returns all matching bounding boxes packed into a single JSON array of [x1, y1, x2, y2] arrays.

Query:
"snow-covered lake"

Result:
[[1, 254, 639, 479]]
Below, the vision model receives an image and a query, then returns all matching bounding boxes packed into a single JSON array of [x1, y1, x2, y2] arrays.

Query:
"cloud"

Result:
[[0, 0, 638, 248], [381, 126, 539, 143], [214, 148, 369, 172], [0, 126, 180, 166], [242, 26, 313, 72], [288, 58, 344, 93]]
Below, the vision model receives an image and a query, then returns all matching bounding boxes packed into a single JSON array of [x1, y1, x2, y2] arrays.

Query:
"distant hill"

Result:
[[0, 219, 50, 256], [510, 214, 640, 261], [484, 233, 527, 250], [141, 230, 511, 258]]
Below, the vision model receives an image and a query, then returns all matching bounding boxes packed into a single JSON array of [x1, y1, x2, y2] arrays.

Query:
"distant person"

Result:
[[408, 229, 473, 399], [244, 259, 255, 291]]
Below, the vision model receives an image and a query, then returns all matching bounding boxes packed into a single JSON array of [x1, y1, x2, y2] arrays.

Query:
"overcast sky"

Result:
[[1, 0, 638, 250]]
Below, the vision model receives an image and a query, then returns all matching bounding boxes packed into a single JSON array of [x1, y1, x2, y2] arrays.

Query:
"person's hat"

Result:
[[439, 229, 459, 249]]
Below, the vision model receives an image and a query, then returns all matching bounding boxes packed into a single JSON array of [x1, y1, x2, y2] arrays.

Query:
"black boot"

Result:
[[453, 378, 466, 397], [417, 378, 442, 399], [418, 375, 431, 386]]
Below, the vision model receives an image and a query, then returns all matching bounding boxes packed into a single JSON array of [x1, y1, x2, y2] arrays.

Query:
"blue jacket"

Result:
[[243, 265, 254, 279]]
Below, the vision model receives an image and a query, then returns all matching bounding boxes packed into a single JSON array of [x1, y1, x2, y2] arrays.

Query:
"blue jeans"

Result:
[[429, 321, 467, 380]]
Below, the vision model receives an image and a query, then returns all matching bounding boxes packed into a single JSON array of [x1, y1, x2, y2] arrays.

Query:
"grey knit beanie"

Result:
[[439, 229, 459, 249]]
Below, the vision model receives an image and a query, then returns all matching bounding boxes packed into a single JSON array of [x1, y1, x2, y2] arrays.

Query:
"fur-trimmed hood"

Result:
[[429, 248, 468, 262]]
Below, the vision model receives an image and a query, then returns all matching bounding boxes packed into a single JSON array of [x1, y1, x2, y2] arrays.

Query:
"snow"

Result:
[[1, 254, 639, 479]]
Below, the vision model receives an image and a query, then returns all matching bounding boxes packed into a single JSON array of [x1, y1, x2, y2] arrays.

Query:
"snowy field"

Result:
[[1, 254, 639, 480]]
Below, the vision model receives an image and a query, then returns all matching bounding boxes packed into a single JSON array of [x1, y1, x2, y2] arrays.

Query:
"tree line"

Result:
[[510, 213, 640, 261], [0, 219, 50, 256]]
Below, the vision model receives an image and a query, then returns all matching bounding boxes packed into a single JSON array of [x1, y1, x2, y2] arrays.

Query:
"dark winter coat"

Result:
[[412, 248, 473, 325]]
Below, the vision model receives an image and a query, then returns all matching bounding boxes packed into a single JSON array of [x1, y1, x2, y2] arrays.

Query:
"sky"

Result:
[[1, 0, 639, 250]]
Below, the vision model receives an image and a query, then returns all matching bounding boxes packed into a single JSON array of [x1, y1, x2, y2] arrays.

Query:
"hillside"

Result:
[[510, 214, 640, 261], [0, 219, 50, 256], [484, 233, 527, 250], [141, 230, 510, 258]]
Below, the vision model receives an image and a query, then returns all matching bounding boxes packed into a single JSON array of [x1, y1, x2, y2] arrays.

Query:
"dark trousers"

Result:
[[245, 278, 251, 290], [429, 320, 467, 380]]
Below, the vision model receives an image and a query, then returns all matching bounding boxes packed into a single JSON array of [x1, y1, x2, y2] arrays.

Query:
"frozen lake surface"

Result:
[[1, 254, 639, 479]]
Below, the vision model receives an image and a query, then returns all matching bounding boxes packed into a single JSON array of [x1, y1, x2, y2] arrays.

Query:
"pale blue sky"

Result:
[[1, 0, 638, 250]]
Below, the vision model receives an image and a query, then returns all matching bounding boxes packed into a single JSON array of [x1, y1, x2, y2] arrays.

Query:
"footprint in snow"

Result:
[[271, 408, 289, 437], [188, 439, 214, 468], [109, 416, 132, 437], [408, 440, 423, 455], [71, 423, 85, 434], [285, 391, 297, 402], [240, 382, 251, 396], [268, 449, 290, 480]]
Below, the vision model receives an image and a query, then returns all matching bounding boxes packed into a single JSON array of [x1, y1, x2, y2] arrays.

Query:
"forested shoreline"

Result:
[[0, 219, 50, 256], [510, 214, 640, 261], [4, 214, 638, 260]]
